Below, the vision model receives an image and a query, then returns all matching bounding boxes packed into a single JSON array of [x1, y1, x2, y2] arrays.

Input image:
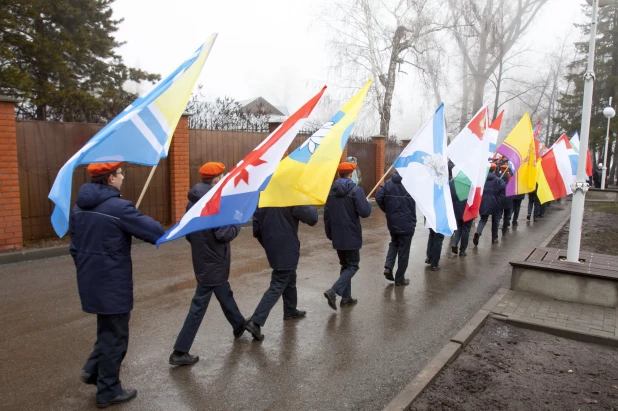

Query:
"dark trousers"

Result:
[[331, 250, 360, 301], [384, 233, 413, 283], [502, 208, 513, 233], [251, 269, 298, 326], [512, 199, 523, 223], [174, 281, 244, 353], [83, 313, 130, 403], [477, 213, 500, 240], [453, 219, 472, 252], [426, 229, 444, 267], [527, 195, 541, 217]]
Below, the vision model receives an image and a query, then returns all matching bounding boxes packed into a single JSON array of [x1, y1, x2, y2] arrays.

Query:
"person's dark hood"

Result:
[[332, 178, 357, 197], [486, 172, 498, 182], [188, 183, 214, 204], [391, 171, 403, 184], [75, 183, 120, 210]]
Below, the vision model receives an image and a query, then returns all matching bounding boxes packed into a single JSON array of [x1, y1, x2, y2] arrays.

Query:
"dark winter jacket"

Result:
[[449, 181, 467, 221], [479, 173, 506, 216], [185, 183, 241, 286], [253, 206, 318, 270], [70, 183, 164, 315], [376, 171, 416, 235], [324, 178, 372, 250], [499, 172, 514, 210], [593, 167, 603, 188]]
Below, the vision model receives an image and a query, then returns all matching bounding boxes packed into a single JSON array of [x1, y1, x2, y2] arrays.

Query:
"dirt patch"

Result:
[[547, 203, 618, 256], [412, 318, 618, 411]]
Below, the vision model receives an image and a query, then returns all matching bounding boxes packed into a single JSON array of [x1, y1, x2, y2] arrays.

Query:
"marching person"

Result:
[[473, 163, 505, 246], [376, 170, 416, 286], [245, 204, 318, 341], [511, 192, 526, 226], [70, 162, 164, 408], [527, 184, 541, 222], [323, 162, 372, 310], [169, 162, 246, 366], [499, 164, 514, 235], [426, 228, 444, 270], [450, 180, 471, 257], [346, 156, 362, 186], [593, 163, 603, 188]]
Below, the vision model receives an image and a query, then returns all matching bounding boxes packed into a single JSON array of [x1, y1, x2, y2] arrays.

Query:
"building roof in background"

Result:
[[238, 97, 288, 123]]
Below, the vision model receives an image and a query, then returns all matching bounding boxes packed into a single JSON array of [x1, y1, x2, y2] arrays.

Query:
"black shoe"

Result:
[[340, 298, 358, 307], [245, 320, 264, 341], [96, 389, 137, 408], [526, 214, 530, 220], [324, 289, 337, 311], [425, 258, 430, 264], [430, 266, 439, 271], [234, 319, 248, 339], [169, 352, 199, 366], [395, 279, 410, 286], [473, 233, 480, 246], [451, 245, 458, 255], [502, 230, 506, 236], [283, 310, 307, 320], [459, 251, 467, 257], [492, 239, 499, 244], [383, 268, 394, 282], [512, 221, 518, 226], [80, 372, 97, 386]]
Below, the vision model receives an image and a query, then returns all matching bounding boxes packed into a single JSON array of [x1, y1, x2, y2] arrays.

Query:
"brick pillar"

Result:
[[0, 96, 23, 251], [371, 135, 386, 196], [400, 137, 412, 147], [169, 113, 190, 223], [341, 144, 348, 163]]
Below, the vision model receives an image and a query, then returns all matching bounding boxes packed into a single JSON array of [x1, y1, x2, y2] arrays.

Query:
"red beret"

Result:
[[199, 162, 225, 178], [338, 162, 356, 173], [87, 162, 123, 177], [490, 163, 497, 170]]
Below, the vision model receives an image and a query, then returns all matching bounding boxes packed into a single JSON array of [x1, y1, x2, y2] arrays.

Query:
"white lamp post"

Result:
[[601, 98, 615, 189], [566, 0, 616, 262]]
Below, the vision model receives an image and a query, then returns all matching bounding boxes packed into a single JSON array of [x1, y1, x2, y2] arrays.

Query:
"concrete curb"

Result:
[[538, 212, 571, 248], [0, 200, 379, 266], [383, 288, 509, 411], [490, 313, 618, 348]]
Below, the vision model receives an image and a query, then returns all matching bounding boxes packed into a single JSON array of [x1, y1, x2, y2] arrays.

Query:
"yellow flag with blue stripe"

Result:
[[258, 80, 371, 207], [49, 34, 217, 237]]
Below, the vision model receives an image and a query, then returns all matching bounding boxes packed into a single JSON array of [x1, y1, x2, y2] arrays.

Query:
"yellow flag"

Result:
[[496, 112, 537, 195], [258, 80, 372, 207]]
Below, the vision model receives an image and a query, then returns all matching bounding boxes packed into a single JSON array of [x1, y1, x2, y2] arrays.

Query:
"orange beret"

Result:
[[338, 162, 356, 173], [490, 163, 497, 170], [87, 162, 123, 177], [500, 164, 509, 170], [199, 162, 225, 178]]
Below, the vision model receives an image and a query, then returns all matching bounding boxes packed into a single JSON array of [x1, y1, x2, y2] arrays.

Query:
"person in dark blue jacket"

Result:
[[473, 164, 506, 246], [323, 162, 372, 310], [376, 171, 416, 285], [70, 162, 164, 408], [511, 192, 526, 226], [169, 163, 246, 366], [498, 164, 514, 235], [527, 185, 541, 222], [245, 205, 318, 340], [450, 181, 471, 257]]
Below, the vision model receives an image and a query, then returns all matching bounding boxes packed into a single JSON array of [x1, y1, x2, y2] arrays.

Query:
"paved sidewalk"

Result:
[[491, 290, 618, 339]]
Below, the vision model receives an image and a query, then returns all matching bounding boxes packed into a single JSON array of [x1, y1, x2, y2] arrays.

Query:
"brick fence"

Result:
[[2, 96, 398, 246]]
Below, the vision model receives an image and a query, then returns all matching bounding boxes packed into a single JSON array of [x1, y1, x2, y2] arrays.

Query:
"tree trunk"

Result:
[[459, 39, 470, 129], [492, 57, 503, 121], [379, 26, 405, 137]]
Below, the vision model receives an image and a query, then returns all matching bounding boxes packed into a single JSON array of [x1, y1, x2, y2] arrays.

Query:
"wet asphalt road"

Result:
[[0, 204, 569, 410]]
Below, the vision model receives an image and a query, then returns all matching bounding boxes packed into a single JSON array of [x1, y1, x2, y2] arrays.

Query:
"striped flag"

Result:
[[49, 34, 218, 237], [496, 112, 537, 195], [537, 139, 573, 203]]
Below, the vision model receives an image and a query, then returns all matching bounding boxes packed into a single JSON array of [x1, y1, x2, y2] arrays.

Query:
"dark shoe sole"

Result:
[[451, 246, 458, 254], [383, 271, 395, 282], [340, 299, 358, 307], [80, 373, 97, 386], [395, 281, 410, 286], [283, 313, 307, 320], [324, 291, 337, 311], [473, 233, 479, 246], [430, 267, 439, 271], [245, 322, 265, 341], [96, 390, 137, 408], [169, 356, 199, 366]]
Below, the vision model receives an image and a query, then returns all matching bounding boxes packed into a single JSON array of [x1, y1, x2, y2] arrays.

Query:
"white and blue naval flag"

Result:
[[393, 103, 457, 236]]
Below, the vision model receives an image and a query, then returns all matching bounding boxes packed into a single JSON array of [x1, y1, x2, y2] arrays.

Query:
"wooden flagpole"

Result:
[[366, 164, 394, 199], [136, 164, 158, 209]]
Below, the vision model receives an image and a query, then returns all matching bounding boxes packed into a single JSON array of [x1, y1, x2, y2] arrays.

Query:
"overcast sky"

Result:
[[112, 0, 588, 136]]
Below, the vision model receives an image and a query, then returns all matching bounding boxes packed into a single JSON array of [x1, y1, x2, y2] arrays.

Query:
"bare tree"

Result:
[[322, 0, 449, 137], [448, 0, 549, 117]]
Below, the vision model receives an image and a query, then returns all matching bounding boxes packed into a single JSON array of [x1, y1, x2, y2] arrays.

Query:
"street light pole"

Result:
[[601, 97, 615, 189], [566, 0, 605, 262]]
